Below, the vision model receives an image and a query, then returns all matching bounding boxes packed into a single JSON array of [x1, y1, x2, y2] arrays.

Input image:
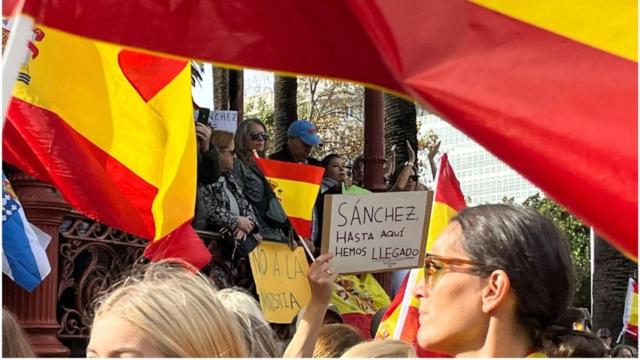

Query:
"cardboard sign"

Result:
[[211, 110, 238, 133], [321, 191, 432, 274], [249, 241, 312, 323]]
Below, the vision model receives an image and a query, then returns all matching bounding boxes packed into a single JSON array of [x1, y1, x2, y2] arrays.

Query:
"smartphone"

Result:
[[196, 108, 211, 126]]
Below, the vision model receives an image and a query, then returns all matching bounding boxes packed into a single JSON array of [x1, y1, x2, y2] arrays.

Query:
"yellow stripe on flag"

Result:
[[426, 202, 459, 252], [468, 0, 637, 61], [266, 177, 320, 220], [147, 65, 196, 238], [631, 293, 638, 327]]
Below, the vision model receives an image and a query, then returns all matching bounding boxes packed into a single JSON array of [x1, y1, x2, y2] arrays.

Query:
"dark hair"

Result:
[[389, 163, 417, 189], [612, 344, 638, 358], [321, 153, 342, 169], [452, 204, 575, 349], [235, 118, 268, 163], [543, 328, 607, 357], [370, 306, 388, 339], [352, 155, 364, 169]]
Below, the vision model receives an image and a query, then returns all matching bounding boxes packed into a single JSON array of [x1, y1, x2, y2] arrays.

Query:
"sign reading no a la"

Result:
[[321, 191, 432, 274]]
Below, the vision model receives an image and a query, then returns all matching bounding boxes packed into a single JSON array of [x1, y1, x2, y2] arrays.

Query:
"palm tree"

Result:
[[213, 66, 229, 110], [273, 74, 297, 152], [384, 93, 418, 165], [592, 234, 637, 340], [228, 69, 244, 119]]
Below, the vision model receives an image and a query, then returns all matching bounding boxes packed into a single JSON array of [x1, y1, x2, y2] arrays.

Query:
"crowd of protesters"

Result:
[[3, 116, 637, 358]]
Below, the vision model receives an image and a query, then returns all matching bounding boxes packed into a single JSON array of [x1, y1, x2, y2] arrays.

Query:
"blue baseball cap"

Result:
[[288, 120, 322, 146]]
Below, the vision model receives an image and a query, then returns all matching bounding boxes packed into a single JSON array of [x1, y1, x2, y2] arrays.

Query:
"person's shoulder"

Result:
[[269, 150, 287, 160], [308, 157, 322, 166]]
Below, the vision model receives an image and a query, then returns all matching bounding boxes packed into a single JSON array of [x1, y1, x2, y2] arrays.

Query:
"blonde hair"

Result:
[[2, 309, 35, 358], [313, 323, 364, 358], [214, 288, 280, 357], [215, 287, 266, 323], [341, 339, 416, 358], [211, 130, 235, 149], [92, 261, 247, 357]]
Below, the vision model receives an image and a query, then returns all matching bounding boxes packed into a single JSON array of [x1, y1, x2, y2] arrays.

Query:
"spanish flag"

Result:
[[620, 278, 638, 341], [4, 0, 636, 259], [376, 154, 465, 356], [3, 25, 211, 268], [254, 157, 324, 239]]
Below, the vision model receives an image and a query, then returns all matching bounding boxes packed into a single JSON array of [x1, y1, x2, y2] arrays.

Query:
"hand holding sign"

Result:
[[307, 253, 338, 307]]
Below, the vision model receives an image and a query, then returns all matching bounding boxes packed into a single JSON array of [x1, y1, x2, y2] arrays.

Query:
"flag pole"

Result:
[[2, 11, 33, 122]]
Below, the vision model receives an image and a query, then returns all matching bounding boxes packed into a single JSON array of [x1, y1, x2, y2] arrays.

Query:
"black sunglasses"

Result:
[[250, 132, 269, 141]]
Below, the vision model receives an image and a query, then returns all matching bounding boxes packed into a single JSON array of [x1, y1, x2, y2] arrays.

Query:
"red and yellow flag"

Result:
[[3, 1, 637, 259], [621, 278, 638, 340], [376, 154, 465, 356], [254, 157, 324, 239], [3, 25, 210, 268]]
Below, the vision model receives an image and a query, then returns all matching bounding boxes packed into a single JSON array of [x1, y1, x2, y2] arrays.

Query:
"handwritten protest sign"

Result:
[[211, 110, 238, 133], [249, 241, 311, 323], [321, 191, 432, 274]]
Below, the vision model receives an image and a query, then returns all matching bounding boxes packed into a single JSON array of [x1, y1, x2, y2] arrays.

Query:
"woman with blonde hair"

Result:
[[214, 287, 281, 357], [87, 261, 248, 357], [341, 339, 416, 358], [3, 309, 35, 357]]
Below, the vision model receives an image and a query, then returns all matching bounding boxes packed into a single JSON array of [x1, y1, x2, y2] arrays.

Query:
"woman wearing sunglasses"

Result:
[[232, 118, 295, 244], [413, 204, 577, 357]]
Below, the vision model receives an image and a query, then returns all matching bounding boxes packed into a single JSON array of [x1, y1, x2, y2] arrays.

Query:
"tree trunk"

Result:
[[384, 94, 418, 166], [229, 69, 244, 120], [592, 234, 637, 341], [273, 75, 298, 153], [213, 67, 229, 110]]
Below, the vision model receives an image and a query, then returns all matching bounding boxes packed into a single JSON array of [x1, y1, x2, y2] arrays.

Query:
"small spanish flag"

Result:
[[254, 157, 324, 239], [620, 278, 638, 340], [376, 153, 464, 356]]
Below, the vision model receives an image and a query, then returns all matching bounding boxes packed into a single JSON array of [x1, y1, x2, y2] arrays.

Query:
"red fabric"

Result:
[[435, 154, 465, 211], [117, 50, 187, 102], [288, 217, 312, 239], [255, 157, 325, 185], [4, 98, 157, 239], [144, 222, 211, 269], [342, 313, 374, 340], [8, 0, 637, 259]]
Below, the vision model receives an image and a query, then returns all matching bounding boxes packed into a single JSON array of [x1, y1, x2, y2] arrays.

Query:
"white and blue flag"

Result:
[[2, 173, 51, 292]]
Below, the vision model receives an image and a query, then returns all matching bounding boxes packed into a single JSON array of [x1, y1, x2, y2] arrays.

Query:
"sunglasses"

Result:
[[423, 253, 496, 289], [250, 132, 269, 141]]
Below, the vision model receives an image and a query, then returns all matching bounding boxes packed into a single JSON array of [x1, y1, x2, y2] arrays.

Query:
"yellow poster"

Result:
[[249, 241, 312, 323]]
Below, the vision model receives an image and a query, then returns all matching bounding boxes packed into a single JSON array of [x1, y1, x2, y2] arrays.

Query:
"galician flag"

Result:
[[2, 173, 52, 292], [254, 156, 324, 239], [376, 153, 465, 356]]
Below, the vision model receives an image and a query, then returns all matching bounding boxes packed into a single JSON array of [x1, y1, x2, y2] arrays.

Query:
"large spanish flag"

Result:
[[254, 157, 324, 239], [3, 24, 210, 268], [376, 154, 465, 356], [3, 1, 636, 259]]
